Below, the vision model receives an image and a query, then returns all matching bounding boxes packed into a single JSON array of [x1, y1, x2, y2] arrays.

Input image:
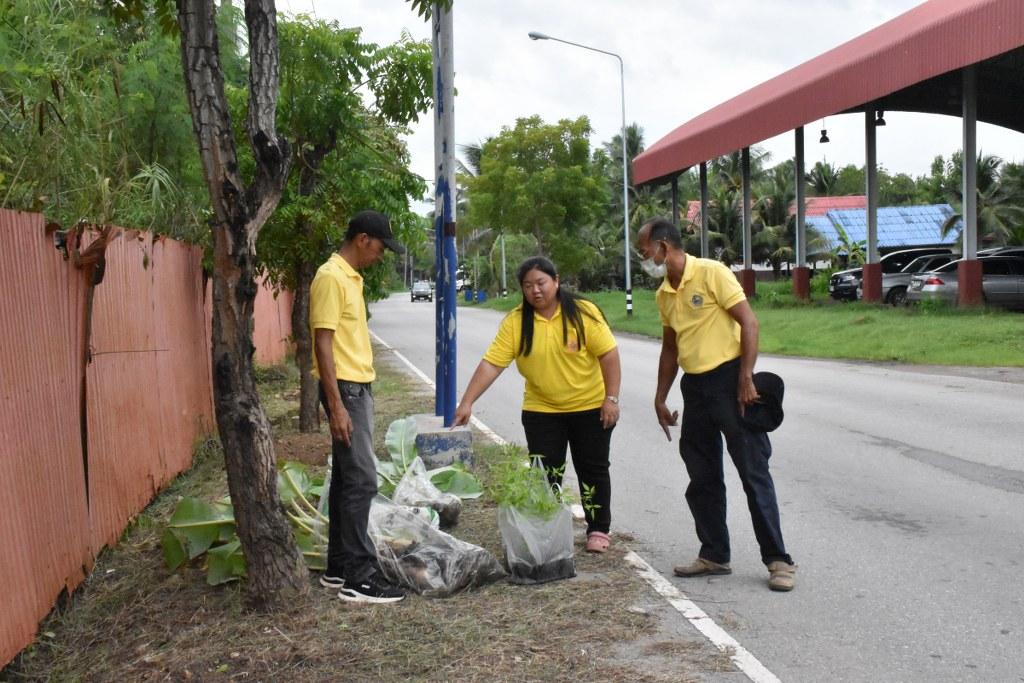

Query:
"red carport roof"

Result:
[[633, 0, 1024, 185]]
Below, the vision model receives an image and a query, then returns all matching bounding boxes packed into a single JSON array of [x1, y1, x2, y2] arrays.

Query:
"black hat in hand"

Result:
[[743, 372, 785, 432]]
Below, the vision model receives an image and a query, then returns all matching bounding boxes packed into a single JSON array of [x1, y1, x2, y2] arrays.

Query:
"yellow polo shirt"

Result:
[[309, 253, 375, 382], [483, 300, 616, 413], [656, 256, 745, 374]]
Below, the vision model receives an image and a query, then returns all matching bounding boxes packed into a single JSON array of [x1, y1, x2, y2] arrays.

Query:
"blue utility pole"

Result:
[[432, 3, 457, 425]]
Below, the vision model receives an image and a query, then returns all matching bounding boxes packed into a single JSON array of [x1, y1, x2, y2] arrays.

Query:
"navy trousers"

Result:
[[679, 358, 792, 566]]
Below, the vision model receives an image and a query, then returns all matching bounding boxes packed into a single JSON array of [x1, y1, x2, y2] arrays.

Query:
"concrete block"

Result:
[[412, 413, 474, 469]]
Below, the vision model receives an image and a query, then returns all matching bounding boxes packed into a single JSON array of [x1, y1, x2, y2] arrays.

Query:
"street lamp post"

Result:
[[528, 31, 632, 316]]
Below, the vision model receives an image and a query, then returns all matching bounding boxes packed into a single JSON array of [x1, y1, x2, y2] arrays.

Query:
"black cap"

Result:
[[743, 372, 785, 432], [349, 210, 404, 255]]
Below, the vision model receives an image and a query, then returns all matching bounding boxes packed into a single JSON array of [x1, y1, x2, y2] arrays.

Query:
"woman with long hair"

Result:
[[453, 256, 621, 553]]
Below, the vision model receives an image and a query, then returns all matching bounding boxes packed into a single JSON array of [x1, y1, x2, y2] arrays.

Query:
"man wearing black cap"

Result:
[[636, 217, 796, 592], [310, 210, 406, 603]]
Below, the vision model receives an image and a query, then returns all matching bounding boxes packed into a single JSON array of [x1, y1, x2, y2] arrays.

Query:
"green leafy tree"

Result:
[[878, 168, 917, 206], [257, 15, 432, 431], [0, 0, 205, 235], [465, 115, 608, 278], [833, 164, 866, 196]]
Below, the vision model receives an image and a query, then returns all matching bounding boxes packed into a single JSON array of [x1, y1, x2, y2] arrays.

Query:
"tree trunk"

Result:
[[292, 258, 318, 431], [292, 138, 335, 433], [178, 0, 306, 606]]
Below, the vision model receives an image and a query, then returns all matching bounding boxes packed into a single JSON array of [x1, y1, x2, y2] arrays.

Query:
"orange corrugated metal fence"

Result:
[[0, 209, 294, 666], [253, 284, 294, 365]]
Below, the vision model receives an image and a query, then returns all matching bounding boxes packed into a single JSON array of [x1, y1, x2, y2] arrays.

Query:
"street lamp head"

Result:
[[528, 31, 549, 41]]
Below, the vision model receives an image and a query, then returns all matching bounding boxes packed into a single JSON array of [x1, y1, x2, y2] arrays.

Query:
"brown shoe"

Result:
[[673, 558, 732, 577], [767, 561, 796, 591]]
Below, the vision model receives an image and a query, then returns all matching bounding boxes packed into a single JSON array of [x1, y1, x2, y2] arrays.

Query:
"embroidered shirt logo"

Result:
[[690, 294, 704, 307], [565, 339, 579, 352]]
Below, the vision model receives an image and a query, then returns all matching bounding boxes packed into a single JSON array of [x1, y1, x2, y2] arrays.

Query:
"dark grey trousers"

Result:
[[319, 380, 380, 582]]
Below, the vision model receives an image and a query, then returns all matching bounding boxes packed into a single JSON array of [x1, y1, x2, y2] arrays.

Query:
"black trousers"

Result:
[[679, 358, 792, 566], [521, 408, 614, 534]]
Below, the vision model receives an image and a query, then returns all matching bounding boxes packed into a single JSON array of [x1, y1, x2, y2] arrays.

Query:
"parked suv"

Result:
[[410, 280, 433, 302], [829, 247, 953, 301]]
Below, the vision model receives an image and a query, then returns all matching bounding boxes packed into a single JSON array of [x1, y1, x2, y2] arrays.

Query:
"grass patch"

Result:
[[2, 352, 720, 682], [472, 282, 1024, 367]]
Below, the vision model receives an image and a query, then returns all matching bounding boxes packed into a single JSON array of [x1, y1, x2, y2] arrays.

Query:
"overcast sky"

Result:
[[280, 0, 1023, 211]]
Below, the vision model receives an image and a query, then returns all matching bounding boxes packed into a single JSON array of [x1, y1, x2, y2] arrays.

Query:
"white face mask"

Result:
[[640, 241, 667, 278], [641, 258, 667, 279]]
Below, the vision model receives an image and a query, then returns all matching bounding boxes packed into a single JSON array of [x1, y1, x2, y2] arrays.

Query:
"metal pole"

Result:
[[500, 233, 508, 296], [432, 4, 457, 426], [795, 126, 806, 267], [962, 66, 977, 260], [742, 147, 752, 267], [699, 161, 709, 258], [671, 176, 679, 228], [865, 111, 879, 264], [528, 31, 630, 316], [618, 56, 631, 317]]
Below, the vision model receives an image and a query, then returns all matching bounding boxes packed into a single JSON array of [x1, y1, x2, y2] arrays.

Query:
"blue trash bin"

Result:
[[476, 290, 487, 303], [464, 289, 473, 302]]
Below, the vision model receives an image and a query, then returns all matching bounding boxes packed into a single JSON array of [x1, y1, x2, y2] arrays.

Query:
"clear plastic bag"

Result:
[[497, 503, 576, 585], [392, 456, 462, 528], [369, 496, 506, 597]]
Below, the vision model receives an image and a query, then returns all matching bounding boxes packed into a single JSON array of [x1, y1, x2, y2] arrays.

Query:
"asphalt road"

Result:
[[370, 293, 1024, 682]]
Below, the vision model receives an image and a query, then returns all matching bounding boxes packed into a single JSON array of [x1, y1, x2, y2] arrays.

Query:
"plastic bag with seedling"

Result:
[[488, 444, 576, 585]]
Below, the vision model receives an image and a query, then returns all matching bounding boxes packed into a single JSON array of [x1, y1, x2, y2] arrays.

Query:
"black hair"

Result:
[[644, 217, 684, 248], [515, 256, 607, 357]]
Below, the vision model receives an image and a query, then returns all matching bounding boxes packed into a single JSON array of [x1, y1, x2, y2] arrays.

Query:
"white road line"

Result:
[[624, 551, 781, 683], [370, 330, 506, 445], [374, 329, 773, 680]]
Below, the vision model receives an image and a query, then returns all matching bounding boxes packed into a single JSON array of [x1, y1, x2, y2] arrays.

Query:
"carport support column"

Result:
[[671, 175, 680, 227], [793, 126, 810, 300], [699, 161, 709, 258], [959, 65, 983, 307], [741, 147, 755, 297], [862, 111, 882, 303]]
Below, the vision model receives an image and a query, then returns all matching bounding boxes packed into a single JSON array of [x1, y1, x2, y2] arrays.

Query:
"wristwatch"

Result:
[[605, 395, 619, 405]]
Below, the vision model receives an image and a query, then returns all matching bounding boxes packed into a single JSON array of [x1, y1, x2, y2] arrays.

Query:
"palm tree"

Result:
[[705, 184, 742, 265], [602, 122, 654, 226], [940, 152, 1024, 247], [806, 160, 838, 196], [711, 148, 770, 194]]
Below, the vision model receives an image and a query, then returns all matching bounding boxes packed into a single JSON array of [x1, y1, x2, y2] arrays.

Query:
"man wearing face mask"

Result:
[[635, 218, 796, 592]]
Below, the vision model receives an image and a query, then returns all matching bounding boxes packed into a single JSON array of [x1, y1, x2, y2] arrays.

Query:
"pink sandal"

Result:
[[586, 531, 610, 554]]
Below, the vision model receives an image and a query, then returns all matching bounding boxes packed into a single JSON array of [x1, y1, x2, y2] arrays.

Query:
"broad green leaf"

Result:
[[429, 467, 483, 499], [168, 498, 235, 559], [278, 461, 313, 505], [161, 528, 186, 570], [216, 522, 237, 543], [206, 540, 246, 585], [293, 528, 326, 571], [384, 416, 418, 468]]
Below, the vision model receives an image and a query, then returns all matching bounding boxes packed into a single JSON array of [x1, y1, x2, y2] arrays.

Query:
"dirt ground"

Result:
[[2, 352, 735, 682]]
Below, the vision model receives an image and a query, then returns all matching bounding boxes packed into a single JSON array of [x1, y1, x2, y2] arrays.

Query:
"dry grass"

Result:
[[2, 349, 728, 683]]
